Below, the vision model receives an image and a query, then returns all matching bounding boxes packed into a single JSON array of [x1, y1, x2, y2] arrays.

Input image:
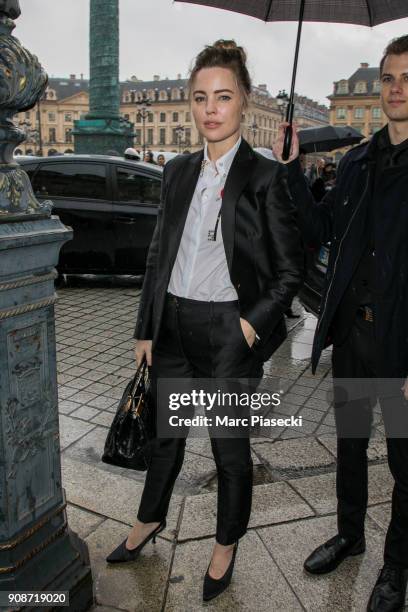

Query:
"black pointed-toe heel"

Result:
[[106, 520, 166, 564], [203, 542, 238, 602]]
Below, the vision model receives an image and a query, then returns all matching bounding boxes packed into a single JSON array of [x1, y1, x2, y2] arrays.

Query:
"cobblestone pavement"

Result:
[[55, 277, 400, 612]]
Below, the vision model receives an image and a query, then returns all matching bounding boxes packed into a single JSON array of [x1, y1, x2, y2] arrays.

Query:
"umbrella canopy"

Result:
[[176, 0, 408, 158], [298, 125, 364, 153], [176, 0, 408, 26]]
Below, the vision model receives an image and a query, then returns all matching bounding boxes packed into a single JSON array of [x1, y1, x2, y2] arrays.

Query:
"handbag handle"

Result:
[[129, 359, 148, 398]]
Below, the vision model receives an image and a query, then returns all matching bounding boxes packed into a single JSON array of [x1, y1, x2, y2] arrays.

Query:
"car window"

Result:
[[31, 162, 107, 200], [20, 163, 39, 181], [116, 167, 161, 204]]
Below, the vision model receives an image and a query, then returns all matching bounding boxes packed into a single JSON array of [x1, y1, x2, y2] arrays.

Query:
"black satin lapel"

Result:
[[221, 146, 257, 271], [167, 151, 203, 268]]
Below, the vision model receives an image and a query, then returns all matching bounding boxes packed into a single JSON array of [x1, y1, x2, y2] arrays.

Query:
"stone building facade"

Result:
[[15, 74, 329, 156], [328, 63, 386, 139]]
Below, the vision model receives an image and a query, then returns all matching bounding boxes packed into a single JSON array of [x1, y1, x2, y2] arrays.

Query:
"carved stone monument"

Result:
[[0, 3, 94, 608], [74, 0, 134, 154]]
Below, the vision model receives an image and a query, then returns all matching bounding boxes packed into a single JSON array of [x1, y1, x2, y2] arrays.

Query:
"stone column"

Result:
[[88, 0, 120, 119], [0, 3, 93, 608], [74, 0, 134, 154]]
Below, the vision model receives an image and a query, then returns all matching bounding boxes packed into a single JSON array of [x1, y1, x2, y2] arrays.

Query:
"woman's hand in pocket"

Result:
[[240, 318, 256, 348], [135, 339, 152, 367]]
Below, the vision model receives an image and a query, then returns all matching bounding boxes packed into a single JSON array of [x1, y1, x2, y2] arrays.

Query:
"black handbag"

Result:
[[101, 360, 155, 471]]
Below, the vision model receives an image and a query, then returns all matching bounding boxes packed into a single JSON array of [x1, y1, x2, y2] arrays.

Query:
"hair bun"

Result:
[[189, 38, 252, 102], [213, 39, 247, 64]]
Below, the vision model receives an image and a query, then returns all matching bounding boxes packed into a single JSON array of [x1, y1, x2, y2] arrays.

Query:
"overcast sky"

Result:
[[16, 0, 408, 105]]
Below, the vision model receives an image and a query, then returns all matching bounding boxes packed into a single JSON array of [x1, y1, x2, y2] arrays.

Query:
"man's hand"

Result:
[[240, 318, 256, 348], [273, 122, 300, 164], [135, 339, 152, 367], [401, 377, 408, 400]]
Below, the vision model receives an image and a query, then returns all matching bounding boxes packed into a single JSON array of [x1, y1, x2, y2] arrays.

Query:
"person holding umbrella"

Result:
[[274, 35, 408, 612], [106, 39, 303, 602]]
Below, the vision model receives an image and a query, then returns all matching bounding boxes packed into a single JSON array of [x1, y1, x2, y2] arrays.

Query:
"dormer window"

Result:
[[372, 80, 381, 94], [337, 80, 349, 94], [45, 88, 56, 100], [354, 81, 367, 94]]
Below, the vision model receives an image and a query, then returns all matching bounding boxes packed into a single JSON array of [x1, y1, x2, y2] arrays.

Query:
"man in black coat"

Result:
[[274, 35, 408, 612]]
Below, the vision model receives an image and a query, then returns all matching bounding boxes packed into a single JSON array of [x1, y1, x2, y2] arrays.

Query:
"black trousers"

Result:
[[332, 314, 408, 568], [137, 294, 263, 545]]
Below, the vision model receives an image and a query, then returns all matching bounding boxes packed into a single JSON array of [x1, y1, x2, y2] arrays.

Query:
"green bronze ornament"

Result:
[[0, 1, 51, 216]]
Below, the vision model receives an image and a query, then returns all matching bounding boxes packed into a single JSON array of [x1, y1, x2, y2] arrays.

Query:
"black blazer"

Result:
[[135, 139, 303, 362]]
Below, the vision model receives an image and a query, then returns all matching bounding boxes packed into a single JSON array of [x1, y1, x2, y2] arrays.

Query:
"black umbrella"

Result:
[[175, 0, 408, 158], [298, 125, 364, 153]]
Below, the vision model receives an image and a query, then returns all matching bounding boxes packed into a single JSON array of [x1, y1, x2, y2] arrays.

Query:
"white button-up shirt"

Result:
[[168, 137, 241, 301]]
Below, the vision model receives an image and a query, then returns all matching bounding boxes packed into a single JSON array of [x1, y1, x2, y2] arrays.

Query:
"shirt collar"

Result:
[[203, 136, 242, 176]]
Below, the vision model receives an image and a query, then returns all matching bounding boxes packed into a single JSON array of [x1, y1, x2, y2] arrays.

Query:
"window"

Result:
[[172, 112, 179, 122], [336, 107, 346, 120], [136, 114, 141, 123], [49, 128, 56, 143], [159, 128, 166, 145], [64, 113, 72, 122], [116, 167, 161, 204], [354, 107, 364, 119], [20, 162, 39, 181], [48, 112, 56, 122], [147, 112, 154, 123], [65, 128, 73, 143], [372, 80, 381, 94], [184, 128, 191, 145], [32, 163, 107, 199], [337, 80, 349, 94], [372, 107, 382, 119], [135, 129, 141, 145], [354, 81, 367, 94], [124, 113, 130, 121], [147, 128, 153, 145], [185, 111, 191, 122], [160, 112, 166, 123]]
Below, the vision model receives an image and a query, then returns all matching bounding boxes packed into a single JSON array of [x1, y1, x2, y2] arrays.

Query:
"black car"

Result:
[[19, 155, 163, 275], [298, 244, 329, 317]]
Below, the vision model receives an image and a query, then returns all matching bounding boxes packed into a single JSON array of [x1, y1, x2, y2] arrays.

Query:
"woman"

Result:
[[157, 153, 166, 167], [144, 150, 156, 164], [107, 40, 303, 601]]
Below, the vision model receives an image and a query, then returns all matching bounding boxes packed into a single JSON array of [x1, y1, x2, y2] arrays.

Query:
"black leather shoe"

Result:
[[203, 542, 238, 602], [106, 520, 166, 563], [367, 564, 408, 611], [304, 534, 366, 575]]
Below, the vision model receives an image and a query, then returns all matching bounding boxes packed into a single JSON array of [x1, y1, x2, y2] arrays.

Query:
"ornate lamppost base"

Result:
[[0, 4, 94, 609]]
